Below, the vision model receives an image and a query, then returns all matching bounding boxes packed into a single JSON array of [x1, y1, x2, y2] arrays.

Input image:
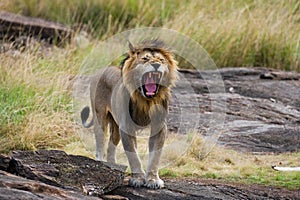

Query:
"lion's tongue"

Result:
[[145, 77, 157, 95]]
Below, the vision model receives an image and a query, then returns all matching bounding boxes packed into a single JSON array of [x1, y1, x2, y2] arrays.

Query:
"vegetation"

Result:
[[0, 46, 79, 153], [2, 0, 299, 71], [0, 0, 299, 190], [160, 136, 300, 190]]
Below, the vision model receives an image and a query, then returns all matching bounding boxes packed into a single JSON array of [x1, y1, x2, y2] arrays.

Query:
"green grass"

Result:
[[0, 0, 299, 191], [0, 80, 75, 152], [2, 0, 300, 71], [158, 136, 300, 190], [159, 138, 300, 190], [0, 45, 84, 153], [159, 168, 179, 178], [244, 169, 300, 190], [0, 84, 36, 127]]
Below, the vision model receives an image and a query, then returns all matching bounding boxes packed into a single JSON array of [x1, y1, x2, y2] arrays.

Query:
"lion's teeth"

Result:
[[146, 92, 155, 95], [149, 72, 152, 78]]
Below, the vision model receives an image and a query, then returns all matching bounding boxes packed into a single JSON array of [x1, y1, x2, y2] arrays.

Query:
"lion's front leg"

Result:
[[120, 129, 146, 187], [145, 124, 166, 189]]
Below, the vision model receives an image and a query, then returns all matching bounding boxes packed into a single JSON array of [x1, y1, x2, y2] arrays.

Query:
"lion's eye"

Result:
[[159, 58, 165, 62], [142, 57, 149, 61]]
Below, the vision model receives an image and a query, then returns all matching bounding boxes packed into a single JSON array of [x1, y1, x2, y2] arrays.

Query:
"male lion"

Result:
[[81, 40, 178, 189]]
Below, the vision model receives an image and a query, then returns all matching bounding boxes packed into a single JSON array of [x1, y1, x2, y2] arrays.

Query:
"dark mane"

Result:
[[136, 39, 169, 52], [120, 39, 169, 68]]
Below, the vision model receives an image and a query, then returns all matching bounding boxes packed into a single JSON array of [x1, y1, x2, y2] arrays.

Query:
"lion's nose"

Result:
[[151, 63, 160, 70]]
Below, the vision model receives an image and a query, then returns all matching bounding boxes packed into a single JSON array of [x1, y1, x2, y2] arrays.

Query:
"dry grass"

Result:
[[160, 135, 300, 190], [113, 131, 194, 169], [0, 0, 299, 190], [71, 129, 300, 190], [165, 0, 300, 70], [0, 44, 83, 153], [1, 0, 300, 71]]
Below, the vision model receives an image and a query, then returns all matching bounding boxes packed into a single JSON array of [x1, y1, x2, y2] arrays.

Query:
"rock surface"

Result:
[[74, 67, 300, 153], [109, 178, 300, 200], [0, 11, 72, 45], [1, 165, 299, 200], [169, 68, 300, 153], [7, 150, 126, 197], [0, 170, 99, 200]]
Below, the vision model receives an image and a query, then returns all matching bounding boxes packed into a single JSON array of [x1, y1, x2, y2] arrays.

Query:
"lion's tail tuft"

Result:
[[81, 106, 93, 128]]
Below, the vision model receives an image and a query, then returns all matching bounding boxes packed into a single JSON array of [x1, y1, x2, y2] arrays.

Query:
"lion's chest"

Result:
[[129, 100, 151, 127]]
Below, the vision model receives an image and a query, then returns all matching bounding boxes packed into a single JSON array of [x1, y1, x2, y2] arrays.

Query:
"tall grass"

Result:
[[165, 0, 300, 71], [2, 0, 299, 71], [0, 46, 82, 153], [0, 0, 299, 189], [1, 0, 174, 37]]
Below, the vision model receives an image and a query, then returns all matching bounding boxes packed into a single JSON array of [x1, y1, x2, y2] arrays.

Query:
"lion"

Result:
[[81, 39, 178, 189]]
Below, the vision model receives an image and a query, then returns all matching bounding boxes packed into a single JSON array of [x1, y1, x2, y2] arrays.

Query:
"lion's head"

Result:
[[121, 39, 178, 102]]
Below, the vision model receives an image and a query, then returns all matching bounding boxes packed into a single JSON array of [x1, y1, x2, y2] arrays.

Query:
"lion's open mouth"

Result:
[[141, 71, 162, 98]]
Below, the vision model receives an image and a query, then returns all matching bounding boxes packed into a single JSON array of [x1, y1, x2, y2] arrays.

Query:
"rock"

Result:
[[0, 170, 100, 200], [108, 178, 299, 200], [8, 150, 127, 196], [0, 11, 72, 45], [74, 67, 300, 153], [1, 151, 299, 199], [0, 155, 10, 171], [168, 68, 300, 153]]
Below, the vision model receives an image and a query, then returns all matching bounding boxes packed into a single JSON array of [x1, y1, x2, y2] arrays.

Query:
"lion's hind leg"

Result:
[[94, 116, 108, 161], [107, 114, 120, 163], [94, 107, 113, 161]]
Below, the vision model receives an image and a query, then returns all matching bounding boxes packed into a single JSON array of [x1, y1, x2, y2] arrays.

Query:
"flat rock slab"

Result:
[[8, 150, 127, 196], [0, 170, 99, 200], [169, 68, 300, 153], [1, 169, 299, 200], [0, 11, 72, 44], [109, 178, 300, 200], [74, 67, 300, 153], [1, 151, 299, 200]]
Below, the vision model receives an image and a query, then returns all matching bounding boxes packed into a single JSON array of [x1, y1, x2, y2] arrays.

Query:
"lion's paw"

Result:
[[128, 177, 146, 188], [144, 178, 164, 189]]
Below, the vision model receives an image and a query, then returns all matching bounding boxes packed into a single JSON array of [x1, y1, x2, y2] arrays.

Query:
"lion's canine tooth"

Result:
[[149, 72, 152, 78]]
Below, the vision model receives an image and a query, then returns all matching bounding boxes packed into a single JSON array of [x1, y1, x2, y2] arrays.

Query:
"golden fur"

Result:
[[81, 39, 178, 189], [122, 40, 178, 114]]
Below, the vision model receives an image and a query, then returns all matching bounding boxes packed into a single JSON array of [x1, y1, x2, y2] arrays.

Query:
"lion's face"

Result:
[[122, 41, 178, 100], [132, 50, 170, 98]]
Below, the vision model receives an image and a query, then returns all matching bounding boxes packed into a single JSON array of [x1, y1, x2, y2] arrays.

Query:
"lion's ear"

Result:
[[128, 41, 135, 55]]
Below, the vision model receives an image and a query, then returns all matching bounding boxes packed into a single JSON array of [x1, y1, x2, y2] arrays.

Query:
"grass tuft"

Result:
[[159, 135, 300, 190], [0, 45, 84, 153]]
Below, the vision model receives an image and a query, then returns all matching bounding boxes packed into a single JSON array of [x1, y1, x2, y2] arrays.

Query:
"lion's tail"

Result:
[[81, 106, 94, 128]]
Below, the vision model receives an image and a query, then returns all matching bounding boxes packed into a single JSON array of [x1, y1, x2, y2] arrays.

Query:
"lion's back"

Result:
[[90, 66, 121, 104], [92, 66, 120, 88]]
